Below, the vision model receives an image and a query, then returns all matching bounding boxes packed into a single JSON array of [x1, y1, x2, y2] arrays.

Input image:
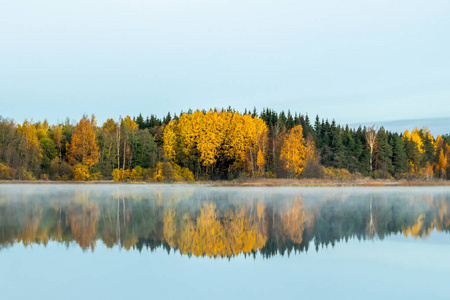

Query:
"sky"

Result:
[[1, 0, 449, 125]]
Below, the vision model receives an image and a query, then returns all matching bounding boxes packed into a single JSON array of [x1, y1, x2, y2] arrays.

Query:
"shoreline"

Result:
[[1, 178, 450, 187]]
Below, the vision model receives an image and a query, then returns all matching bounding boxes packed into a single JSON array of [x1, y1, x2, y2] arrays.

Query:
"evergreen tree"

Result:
[[313, 115, 322, 148], [162, 112, 172, 125], [391, 133, 407, 176], [374, 127, 393, 177], [420, 130, 435, 166], [342, 127, 357, 172], [136, 114, 146, 130], [404, 136, 420, 173], [330, 130, 345, 169]]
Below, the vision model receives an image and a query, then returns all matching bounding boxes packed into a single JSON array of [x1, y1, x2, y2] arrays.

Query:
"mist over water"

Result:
[[1, 184, 450, 299]]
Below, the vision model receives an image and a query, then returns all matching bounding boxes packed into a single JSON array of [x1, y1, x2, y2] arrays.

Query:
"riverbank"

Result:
[[1, 178, 450, 186]]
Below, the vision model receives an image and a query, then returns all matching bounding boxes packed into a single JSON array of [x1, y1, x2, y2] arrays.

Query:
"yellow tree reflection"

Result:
[[69, 202, 99, 251], [281, 197, 306, 244]]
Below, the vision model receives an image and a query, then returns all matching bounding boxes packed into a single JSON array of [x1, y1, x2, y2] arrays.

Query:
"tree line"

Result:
[[0, 108, 449, 181]]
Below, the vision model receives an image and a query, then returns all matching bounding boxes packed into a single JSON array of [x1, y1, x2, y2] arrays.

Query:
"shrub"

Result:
[[112, 167, 144, 182], [90, 171, 103, 181], [301, 160, 325, 179], [19, 167, 36, 181], [0, 163, 16, 180], [49, 158, 73, 180], [179, 166, 194, 181], [324, 167, 354, 180], [111, 163, 194, 182], [132, 166, 144, 180], [150, 162, 194, 182], [264, 171, 276, 178], [73, 164, 90, 181], [112, 168, 133, 182]]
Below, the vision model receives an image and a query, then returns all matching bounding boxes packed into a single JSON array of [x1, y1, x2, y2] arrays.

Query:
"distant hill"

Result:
[[350, 117, 450, 136]]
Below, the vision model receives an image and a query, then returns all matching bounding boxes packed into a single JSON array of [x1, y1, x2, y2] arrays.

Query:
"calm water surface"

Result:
[[1, 184, 449, 299]]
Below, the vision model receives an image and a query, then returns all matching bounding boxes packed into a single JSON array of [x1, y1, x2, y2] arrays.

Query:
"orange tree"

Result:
[[68, 115, 99, 169]]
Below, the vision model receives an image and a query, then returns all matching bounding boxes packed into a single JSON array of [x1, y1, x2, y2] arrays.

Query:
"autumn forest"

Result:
[[0, 108, 449, 182]]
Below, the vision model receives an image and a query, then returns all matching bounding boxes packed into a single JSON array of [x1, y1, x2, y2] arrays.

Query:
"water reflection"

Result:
[[1, 185, 449, 257]]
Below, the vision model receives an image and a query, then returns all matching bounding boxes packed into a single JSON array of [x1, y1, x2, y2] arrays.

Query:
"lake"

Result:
[[1, 184, 449, 299]]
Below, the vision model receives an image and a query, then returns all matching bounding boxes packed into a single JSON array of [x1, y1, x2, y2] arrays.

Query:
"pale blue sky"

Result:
[[1, 0, 449, 125]]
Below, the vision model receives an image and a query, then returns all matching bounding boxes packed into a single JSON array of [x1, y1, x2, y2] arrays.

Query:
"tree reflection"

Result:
[[68, 202, 99, 251], [1, 188, 450, 257]]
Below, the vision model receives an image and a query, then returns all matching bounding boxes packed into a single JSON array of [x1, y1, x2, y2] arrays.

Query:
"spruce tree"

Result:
[[391, 133, 407, 176]]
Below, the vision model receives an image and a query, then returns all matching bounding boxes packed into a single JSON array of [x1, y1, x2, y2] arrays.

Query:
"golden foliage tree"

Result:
[[68, 115, 99, 168], [17, 120, 42, 176], [434, 149, 448, 179], [403, 127, 434, 154], [51, 124, 64, 161], [73, 164, 91, 181], [162, 110, 267, 178], [256, 149, 265, 174], [280, 125, 306, 177], [305, 133, 318, 162]]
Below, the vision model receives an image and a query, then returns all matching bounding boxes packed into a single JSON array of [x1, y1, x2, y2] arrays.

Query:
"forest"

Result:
[[0, 108, 449, 181]]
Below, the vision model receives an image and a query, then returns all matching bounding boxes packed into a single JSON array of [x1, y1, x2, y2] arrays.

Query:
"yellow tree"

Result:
[[68, 115, 99, 168], [18, 120, 42, 176], [434, 149, 448, 179], [51, 125, 64, 162], [256, 149, 265, 174], [446, 144, 450, 177], [403, 128, 424, 153], [162, 121, 178, 162], [18, 120, 41, 155], [280, 125, 306, 177], [197, 111, 223, 167], [244, 116, 267, 176], [223, 112, 247, 170], [433, 135, 448, 179], [305, 133, 318, 162], [35, 120, 49, 140], [181, 111, 200, 161], [223, 112, 267, 176], [163, 109, 268, 178]]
